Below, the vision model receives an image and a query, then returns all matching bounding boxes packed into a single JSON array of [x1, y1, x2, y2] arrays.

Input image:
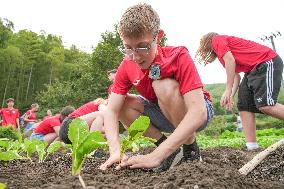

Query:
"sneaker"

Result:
[[183, 140, 202, 162], [154, 148, 183, 172], [91, 150, 106, 158]]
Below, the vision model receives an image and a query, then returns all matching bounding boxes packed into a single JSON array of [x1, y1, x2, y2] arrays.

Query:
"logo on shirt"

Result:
[[133, 79, 140, 86], [257, 97, 262, 103], [149, 64, 161, 80]]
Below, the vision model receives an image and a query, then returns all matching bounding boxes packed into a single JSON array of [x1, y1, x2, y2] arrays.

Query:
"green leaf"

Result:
[[128, 116, 150, 139], [47, 141, 62, 154], [36, 143, 47, 163], [68, 118, 89, 150], [0, 140, 9, 149], [0, 151, 22, 161], [0, 182, 6, 189], [72, 131, 106, 175], [26, 139, 44, 158]]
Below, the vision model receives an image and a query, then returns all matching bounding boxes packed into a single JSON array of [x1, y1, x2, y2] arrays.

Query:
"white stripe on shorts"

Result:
[[266, 60, 275, 105]]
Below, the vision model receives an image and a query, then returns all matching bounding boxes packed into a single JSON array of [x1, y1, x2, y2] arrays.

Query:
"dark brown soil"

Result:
[[1, 147, 284, 189]]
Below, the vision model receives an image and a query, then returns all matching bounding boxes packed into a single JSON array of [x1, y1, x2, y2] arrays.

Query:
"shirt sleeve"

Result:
[[175, 48, 204, 95], [212, 35, 230, 59], [112, 60, 133, 95]]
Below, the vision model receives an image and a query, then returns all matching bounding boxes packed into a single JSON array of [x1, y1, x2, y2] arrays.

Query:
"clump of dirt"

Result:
[[0, 147, 283, 189]]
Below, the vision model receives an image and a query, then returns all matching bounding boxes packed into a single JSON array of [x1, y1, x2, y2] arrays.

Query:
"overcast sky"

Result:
[[1, 0, 283, 84]]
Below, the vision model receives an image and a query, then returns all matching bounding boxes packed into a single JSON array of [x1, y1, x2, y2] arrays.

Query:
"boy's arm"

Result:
[[122, 88, 207, 168], [16, 118, 20, 130], [99, 92, 126, 170], [220, 51, 236, 109], [231, 74, 241, 97]]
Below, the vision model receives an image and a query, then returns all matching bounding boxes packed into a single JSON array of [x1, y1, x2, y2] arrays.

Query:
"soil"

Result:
[[1, 147, 284, 189]]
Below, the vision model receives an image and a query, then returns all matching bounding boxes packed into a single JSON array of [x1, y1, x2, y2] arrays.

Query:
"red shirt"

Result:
[[69, 102, 99, 118], [24, 110, 37, 122], [212, 35, 278, 73], [34, 115, 61, 135], [0, 108, 19, 128], [42, 115, 52, 121], [112, 46, 210, 103]]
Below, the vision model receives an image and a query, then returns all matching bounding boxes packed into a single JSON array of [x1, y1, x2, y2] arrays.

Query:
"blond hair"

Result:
[[118, 3, 160, 38], [31, 103, 39, 109], [196, 32, 219, 65]]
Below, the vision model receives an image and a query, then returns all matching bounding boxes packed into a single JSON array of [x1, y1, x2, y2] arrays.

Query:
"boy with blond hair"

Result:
[[196, 32, 283, 150], [100, 3, 213, 171]]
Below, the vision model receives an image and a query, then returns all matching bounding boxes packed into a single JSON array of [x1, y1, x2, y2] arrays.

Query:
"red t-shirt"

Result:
[[34, 115, 61, 135], [42, 115, 52, 121], [211, 35, 278, 73], [0, 108, 19, 128], [112, 46, 211, 103], [69, 102, 99, 118], [24, 110, 37, 122]]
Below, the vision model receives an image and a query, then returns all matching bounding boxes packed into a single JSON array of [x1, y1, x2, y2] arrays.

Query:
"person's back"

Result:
[[211, 35, 277, 73], [59, 99, 106, 144], [30, 106, 75, 145], [34, 115, 60, 135]]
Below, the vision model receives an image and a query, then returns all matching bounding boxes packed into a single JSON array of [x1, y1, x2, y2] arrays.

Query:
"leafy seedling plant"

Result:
[[120, 116, 156, 161], [0, 138, 62, 162], [68, 118, 107, 188]]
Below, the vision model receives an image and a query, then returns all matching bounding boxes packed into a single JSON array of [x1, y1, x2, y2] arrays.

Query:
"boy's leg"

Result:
[[152, 78, 194, 144], [238, 75, 260, 150], [259, 103, 284, 119], [239, 111, 259, 150], [44, 133, 58, 145], [252, 56, 284, 119], [89, 114, 104, 132], [152, 78, 210, 161], [119, 94, 163, 140]]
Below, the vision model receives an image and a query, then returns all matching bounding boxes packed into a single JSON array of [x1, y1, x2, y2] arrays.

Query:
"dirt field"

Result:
[[1, 147, 283, 189]]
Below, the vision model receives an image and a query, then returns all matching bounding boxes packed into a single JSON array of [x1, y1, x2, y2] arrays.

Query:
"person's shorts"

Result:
[[30, 132, 44, 141], [24, 122, 35, 132], [59, 116, 75, 144], [138, 95, 214, 133], [238, 55, 283, 113]]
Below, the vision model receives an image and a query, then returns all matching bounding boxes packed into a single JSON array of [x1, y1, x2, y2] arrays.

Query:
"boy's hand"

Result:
[[220, 89, 234, 110], [99, 152, 121, 170], [120, 153, 161, 169]]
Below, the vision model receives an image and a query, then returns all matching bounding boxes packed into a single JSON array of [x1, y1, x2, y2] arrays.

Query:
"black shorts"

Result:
[[59, 116, 74, 144], [237, 55, 283, 113]]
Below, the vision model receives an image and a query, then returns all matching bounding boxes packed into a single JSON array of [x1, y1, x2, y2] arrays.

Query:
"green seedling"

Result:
[[120, 116, 156, 159], [68, 118, 107, 176]]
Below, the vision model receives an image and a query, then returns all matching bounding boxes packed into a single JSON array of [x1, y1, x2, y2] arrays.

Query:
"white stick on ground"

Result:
[[239, 138, 284, 175], [78, 174, 86, 188]]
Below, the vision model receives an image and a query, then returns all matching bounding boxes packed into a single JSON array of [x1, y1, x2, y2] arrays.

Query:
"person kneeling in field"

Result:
[[30, 106, 75, 145], [99, 3, 214, 171], [59, 98, 107, 144]]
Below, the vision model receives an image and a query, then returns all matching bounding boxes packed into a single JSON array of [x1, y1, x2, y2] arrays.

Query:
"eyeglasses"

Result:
[[119, 38, 157, 56]]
